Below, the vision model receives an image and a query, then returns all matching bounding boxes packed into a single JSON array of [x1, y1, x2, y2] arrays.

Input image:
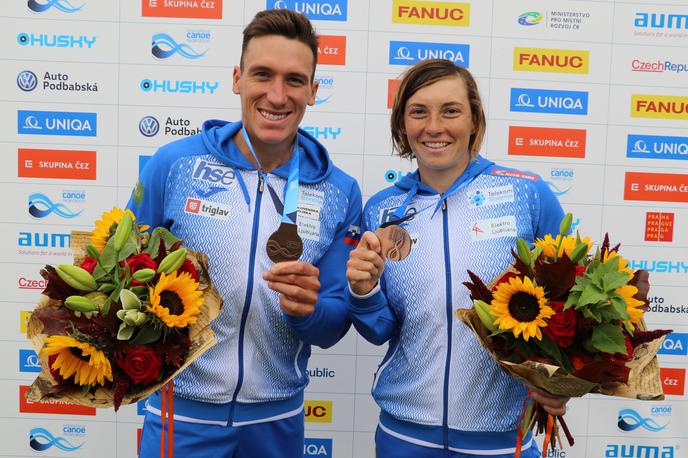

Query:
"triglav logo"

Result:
[[28, 0, 85, 13], [17, 70, 38, 91], [29, 427, 84, 452], [631, 95, 688, 120], [139, 116, 160, 137], [517, 12, 542, 26], [627, 134, 688, 160], [510, 88, 588, 115], [29, 193, 82, 219], [389, 41, 469, 67], [392, 0, 470, 27], [18, 110, 96, 137], [268, 0, 348, 22], [152, 33, 208, 60], [514, 48, 589, 74], [17, 32, 96, 49], [617, 408, 668, 432], [140, 79, 218, 94]]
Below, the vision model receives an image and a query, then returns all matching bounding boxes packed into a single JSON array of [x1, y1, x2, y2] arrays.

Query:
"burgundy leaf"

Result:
[[510, 248, 531, 277], [629, 328, 672, 347], [462, 270, 493, 303], [40, 265, 79, 301], [534, 252, 577, 300], [629, 269, 650, 311], [113, 373, 132, 412]]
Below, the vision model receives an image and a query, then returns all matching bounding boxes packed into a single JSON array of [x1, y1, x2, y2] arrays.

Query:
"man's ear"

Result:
[[232, 65, 241, 95], [307, 79, 319, 106]]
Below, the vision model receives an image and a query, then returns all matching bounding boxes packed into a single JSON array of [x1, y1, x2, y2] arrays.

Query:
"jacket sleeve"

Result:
[[533, 177, 565, 239], [284, 179, 362, 348], [124, 149, 174, 229]]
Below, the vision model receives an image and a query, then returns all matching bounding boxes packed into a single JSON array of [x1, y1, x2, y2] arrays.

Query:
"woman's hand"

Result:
[[346, 231, 385, 296]]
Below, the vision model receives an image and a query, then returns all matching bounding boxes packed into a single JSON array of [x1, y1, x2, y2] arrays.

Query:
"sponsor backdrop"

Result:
[[1, 0, 687, 457]]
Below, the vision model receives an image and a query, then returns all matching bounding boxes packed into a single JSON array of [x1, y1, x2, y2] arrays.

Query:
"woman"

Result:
[[347, 59, 568, 457]]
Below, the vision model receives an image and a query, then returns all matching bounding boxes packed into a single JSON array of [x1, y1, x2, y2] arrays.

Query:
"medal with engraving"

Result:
[[375, 224, 412, 261]]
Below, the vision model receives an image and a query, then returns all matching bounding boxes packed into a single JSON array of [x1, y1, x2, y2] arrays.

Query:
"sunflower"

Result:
[[491, 276, 555, 341], [41, 335, 113, 386], [533, 234, 592, 259], [603, 252, 645, 330], [602, 250, 634, 277], [91, 207, 138, 251], [148, 272, 203, 328]]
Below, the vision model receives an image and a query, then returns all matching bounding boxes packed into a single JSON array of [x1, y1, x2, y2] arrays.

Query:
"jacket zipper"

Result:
[[441, 198, 452, 449]]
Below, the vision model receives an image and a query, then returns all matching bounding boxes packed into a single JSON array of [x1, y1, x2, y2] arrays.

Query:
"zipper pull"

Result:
[[442, 199, 447, 211], [258, 172, 265, 193]]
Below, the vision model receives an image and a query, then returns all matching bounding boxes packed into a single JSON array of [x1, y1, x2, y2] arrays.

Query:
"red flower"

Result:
[[121, 253, 157, 286], [115, 345, 162, 385], [80, 256, 97, 274], [491, 271, 519, 292], [575, 265, 586, 277], [177, 259, 199, 281], [607, 334, 635, 366], [543, 300, 578, 348]]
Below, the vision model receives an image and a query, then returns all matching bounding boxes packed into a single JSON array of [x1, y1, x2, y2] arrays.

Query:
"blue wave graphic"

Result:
[[543, 180, 571, 197], [29, 193, 82, 219], [29, 428, 83, 452], [152, 34, 206, 59], [617, 409, 668, 432], [28, 0, 84, 13]]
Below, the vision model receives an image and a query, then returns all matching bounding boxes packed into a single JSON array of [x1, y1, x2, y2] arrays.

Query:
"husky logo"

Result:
[[380, 206, 417, 224]]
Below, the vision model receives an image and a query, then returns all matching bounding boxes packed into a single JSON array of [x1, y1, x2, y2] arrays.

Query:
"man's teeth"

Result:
[[424, 142, 449, 148], [260, 110, 288, 121]]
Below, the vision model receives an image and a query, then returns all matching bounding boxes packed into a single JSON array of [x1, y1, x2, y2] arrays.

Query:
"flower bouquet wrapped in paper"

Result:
[[456, 213, 671, 456], [26, 207, 222, 411]]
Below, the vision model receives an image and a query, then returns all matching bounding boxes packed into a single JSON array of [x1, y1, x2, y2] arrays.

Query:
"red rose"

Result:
[[115, 345, 162, 385], [177, 259, 199, 281], [80, 256, 97, 274], [543, 300, 578, 348], [121, 253, 157, 286], [575, 265, 586, 277]]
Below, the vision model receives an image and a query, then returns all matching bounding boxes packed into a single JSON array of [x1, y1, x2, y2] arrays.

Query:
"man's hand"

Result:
[[263, 261, 320, 317], [530, 389, 569, 417], [346, 231, 385, 296]]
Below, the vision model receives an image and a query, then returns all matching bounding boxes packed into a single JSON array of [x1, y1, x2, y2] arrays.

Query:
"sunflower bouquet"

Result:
[[25, 207, 222, 410], [457, 213, 670, 455]]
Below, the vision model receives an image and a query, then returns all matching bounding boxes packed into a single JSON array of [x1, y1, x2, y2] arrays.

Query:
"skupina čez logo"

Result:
[[139, 116, 160, 137], [518, 11, 543, 26], [27, 0, 85, 14], [17, 70, 38, 92]]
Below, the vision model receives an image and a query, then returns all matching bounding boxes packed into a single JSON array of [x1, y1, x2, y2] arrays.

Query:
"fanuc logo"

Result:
[[514, 48, 589, 74], [304, 400, 332, 422], [392, 0, 469, 27], [631, 95, 688, 120]]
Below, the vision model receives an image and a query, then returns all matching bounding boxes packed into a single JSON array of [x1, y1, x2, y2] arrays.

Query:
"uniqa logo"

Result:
[[518, 11, 543, 26], [269, 0, 347, 22], [151, 33, 207, 59], [29, 427, 83, 452], [510, 88, 588, 115], [139, 116, 160, 137], [389, 41, 469, 66], [18, 110, 97, 137], [17, 70, 38, 91], [627, 134, 688, 159], [27, 0, 85, 13]]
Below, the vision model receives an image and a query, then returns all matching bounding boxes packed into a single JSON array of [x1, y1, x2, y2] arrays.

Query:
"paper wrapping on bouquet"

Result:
[[25, 231, 223, 409], [456, 308, 665, 400]]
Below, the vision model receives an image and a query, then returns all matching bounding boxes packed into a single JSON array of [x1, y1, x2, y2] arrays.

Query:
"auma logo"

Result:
[[604, 444, 677, 458], [17, 33, 95, 49], [27, 0, 84, 13], [514, 48, 589, 74], [631, 95, 688, 120], [17, 70, 38, 91], [518, 12, 543, 26], [389, 41, 469, 67], [29, 193, 82, 219], [29, 427, 83, 452], [510, 88, 588, 115], [139, 116, 160, 137], [151, 33, 207, 60], [627, 134, 688, 160], [268, 0, 347, 22], [635, 12, 688, 30], [18, 231, 71, 248], [393, 0, 470, 27], [659, 333, 688, 356], [304, 438, 332, 457], [19, 349, 42, 372], [140, 79, 218, 94], [617, 409, 668, 432], [18, 110, 96, 137]]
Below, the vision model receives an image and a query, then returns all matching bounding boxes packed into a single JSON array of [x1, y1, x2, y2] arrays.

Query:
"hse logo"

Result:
[[624, 172, 688, 203], [304, 438, 333, 457], [140, 79, 218, 95], [389, 41, 469, 67], [645, 212, 674, 242], [192, 159, 236, 186], [18, 110, 96, 137], [635, 12, 688, 30], [304, 400, 332, 423], [393, 0, 469, 27], [631, 95, 688, 120], [387, 79, 401, 109], [29, 193, 82, 219], [29, 427, 84, 452], [303, 126, 341, 141], [18, 148, 96, 180], [508, 126, 586, 158], [659, 333, 688, 356], [380, 205, 417, 225], [20, 349, 42, 373], [513, 48, 589, 74], [268, 0, 347, 22], [19, 385, 96, 415], [28, 0, 85, 14], [17, 32, 95, 49], [317, 35, 346, 65], [632, 60, 688, 75], [152, 33, 208, 60], [660, 368, 686, 396], [184, 197, 230, 220], [627, 134, 688, 160], [518, 12, 542, 26], [617, 408, 668, 432], [139, 116, 160, 137], [142, 0, 222, 19], [510, 88, 588, 115]]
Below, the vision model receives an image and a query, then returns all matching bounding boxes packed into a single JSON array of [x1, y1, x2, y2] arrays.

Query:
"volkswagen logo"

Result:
[[139, 116, 160, 137], [17, 71, 38, 92]]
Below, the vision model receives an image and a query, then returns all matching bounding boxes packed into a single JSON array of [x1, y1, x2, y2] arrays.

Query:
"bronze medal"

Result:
[[267, 222, 303, 263], [375, 224, 412, 261]]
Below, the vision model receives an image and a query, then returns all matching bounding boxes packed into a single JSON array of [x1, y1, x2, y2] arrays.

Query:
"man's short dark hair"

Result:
[[241, 9, 319, 80]]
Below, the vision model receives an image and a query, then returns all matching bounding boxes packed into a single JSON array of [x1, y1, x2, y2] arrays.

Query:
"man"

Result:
[[130, 9, 361, 457]]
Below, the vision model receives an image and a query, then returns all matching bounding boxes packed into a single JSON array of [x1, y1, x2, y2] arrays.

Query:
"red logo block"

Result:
[[185, 198, 201, 214], [19, 385, 96, 415], [645, 212, 674, 242], [660, 368, 686, 396]]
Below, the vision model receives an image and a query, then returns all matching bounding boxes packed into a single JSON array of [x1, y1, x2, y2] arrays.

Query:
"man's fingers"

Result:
[[268, 281, 318, 304], [267, 261, 319, 277], [278, 295, 315, 317], [357, 231, 381, 254]]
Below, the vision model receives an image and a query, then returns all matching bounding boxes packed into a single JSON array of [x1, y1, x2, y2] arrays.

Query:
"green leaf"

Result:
[[590, 323, 627, 354], [533, 334, 571, 371], [102, 297, 111, 315], [117, 323, 135, 341], [609, 295, 630, 320], [578, 284, 607, 307], [98, 237, 118, 273], [131, 286, 149, 297], [129, 323, 162, 346], [145, 227, 180, 257], [117, 241, 138, 262], [133, 181, 144, 206], [582, 306, 602, 322], [602, 271, 631, 293]]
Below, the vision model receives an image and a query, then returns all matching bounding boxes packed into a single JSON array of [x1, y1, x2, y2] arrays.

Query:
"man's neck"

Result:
[[233, 130, 296, 172]]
